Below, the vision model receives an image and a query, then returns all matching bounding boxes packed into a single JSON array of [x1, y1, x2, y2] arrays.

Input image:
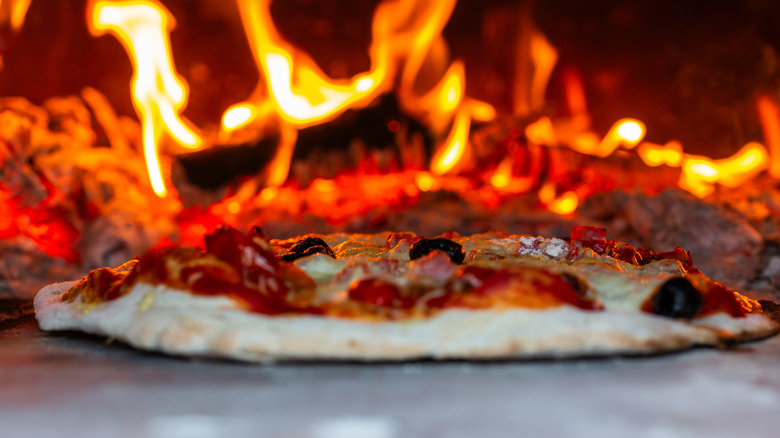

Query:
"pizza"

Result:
[[34, 225, 779, 362]]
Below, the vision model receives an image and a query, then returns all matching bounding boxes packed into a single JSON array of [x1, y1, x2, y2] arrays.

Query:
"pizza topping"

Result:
[[204, 226, 287, 297], [648, 277, 703, 319], [347, 278, 411, 308], [281, 236, 336, 261], [60, 225, 770, 327], [570, 226, 611, 258], [179, 264, 301, 314], [406, 250, 459, 283], [605, 241, 643, 264], [385, 232, 420, 249], [410, 238, 466, 264], [641, 247, 695, 272], [64, 265, 130, 304], [697, 280, 748, 318], [449, 266, 602, 310]]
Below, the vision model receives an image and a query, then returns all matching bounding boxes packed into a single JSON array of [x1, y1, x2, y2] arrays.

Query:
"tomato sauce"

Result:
[[450, 266, 601, 311]]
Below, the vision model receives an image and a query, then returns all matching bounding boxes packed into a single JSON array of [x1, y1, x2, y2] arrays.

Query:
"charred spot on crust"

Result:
[[759, 299, 780, 323], [281, 236, 336, 261], [559, 273, 590, 298], [409, 238, 465, 264], [651, 277, 703, 319]]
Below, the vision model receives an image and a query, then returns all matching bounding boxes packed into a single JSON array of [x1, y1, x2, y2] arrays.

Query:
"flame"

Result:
[[757, 94, 780, 178], [548, 191, 578, 215], [570, 118, 645, 157], [221, 103, 256, 131], [83, 0, 777, 220], [371, 0, 493, 172], [415, 172, 438, 192], [538, 182, 578, 215], [563, 68, 588, 124], [637, 141, 683, 167], [226, 0, 493, 184], [615, 120, 645, 144], [431, 109, 470, 175], [0, 0, 31, 35], [645, 142, 769, 198], [528, 32, 558, 114], [235, 0, 385, 128], [490, 157, 513, 189], [89, 0, 201, 197], [525, 117, 557, 146]]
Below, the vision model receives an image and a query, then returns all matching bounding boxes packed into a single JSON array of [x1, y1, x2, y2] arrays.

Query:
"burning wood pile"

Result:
[[1, 0, 780, 299]]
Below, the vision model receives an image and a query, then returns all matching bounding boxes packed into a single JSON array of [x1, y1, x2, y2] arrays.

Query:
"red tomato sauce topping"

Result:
[[446, 266, 601, 311]]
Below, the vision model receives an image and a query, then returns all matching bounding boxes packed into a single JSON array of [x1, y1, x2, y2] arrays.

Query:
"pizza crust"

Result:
[[35, 281, 777, 363]]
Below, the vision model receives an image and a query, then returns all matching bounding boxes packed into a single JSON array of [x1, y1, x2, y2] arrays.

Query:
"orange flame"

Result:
[[677, 142, 769, 197], [89, 0, 201, 197], [757, 94, 780, 178], [234, 0, 386, 129], [0, 0, 31, 36], [225, 0, 494, 185], [528, 32, 558, 114], [221, 103, 255, 132], [636, 141, 683, 167], [525, 117, 557, 146], [570, 118, 645, 157], [431, 109, 470, 175], [538, 182, 578, 215]]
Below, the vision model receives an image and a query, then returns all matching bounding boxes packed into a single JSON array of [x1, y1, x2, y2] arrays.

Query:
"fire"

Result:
[[0, 0, 31, 37], [221, 103, 255, 132], [88, 0, 201, 197], [757, 94, 780, 178], [4, 0, 780, 271], [637, 141, 683, 167], [431, 110, 470, 175], [635, 139, 769, 198], [569, 118, 645, 157], [70, 0, 780, 221], [235, 0, 385, 128]]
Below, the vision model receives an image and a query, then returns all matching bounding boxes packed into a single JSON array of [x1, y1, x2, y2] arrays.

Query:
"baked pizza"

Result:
[[35, 225, 779, 362]]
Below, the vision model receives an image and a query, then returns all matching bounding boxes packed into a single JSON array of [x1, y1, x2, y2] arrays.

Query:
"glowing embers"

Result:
[[89, 0, 201, 197]]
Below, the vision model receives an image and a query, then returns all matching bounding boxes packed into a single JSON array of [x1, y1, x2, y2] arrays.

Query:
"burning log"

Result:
[[176, 137, 278, 190], [175, 94, 432, 191]]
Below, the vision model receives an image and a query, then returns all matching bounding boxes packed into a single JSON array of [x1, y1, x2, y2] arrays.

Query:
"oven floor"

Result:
[[2, 313, 780, 438]]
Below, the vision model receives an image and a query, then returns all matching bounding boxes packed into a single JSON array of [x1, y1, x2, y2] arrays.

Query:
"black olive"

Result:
[[650, 277, 703, 319], [281, 237, 335, 261], [409, 238, 465, 264]]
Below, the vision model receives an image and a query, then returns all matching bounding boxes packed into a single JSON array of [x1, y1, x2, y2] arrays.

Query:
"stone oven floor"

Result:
[[2, 310, 780, 438]]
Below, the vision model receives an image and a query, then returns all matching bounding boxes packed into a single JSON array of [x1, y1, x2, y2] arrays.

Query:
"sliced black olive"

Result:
[[650, 277, 703, 319], [409, 238, 465, 264], [281, 237, 335, 261]]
